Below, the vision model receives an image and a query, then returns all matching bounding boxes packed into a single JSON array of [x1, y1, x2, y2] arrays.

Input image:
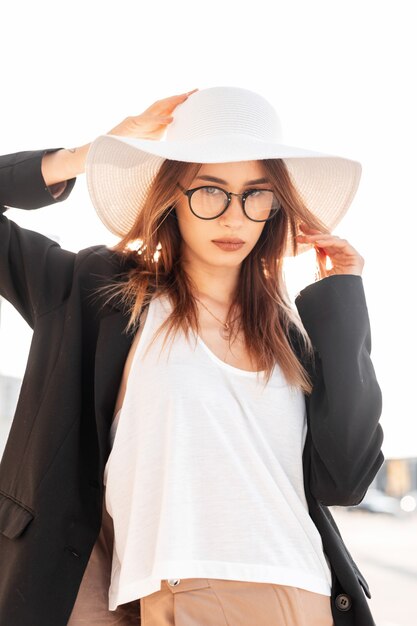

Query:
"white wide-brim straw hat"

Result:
[[86, 86, 361, 255]]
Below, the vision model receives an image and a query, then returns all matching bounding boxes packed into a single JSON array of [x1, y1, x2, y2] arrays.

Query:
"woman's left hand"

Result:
[[295, 224, 364, 279]]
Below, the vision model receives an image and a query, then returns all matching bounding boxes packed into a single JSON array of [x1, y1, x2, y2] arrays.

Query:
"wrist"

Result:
[[41, 143, 90, 186]]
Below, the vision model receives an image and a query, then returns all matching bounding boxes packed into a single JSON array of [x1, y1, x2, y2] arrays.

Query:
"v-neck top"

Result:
[[103, 293, 332, 610]]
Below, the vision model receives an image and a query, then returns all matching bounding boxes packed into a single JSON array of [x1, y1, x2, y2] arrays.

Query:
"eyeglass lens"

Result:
[[190, 187, 280, 221]]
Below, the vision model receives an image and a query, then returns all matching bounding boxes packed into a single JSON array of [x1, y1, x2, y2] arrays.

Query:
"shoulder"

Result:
[[73, 245, 138, 310]]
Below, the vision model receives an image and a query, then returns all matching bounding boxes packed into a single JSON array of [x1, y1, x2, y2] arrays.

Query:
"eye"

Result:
[[247, 189, 267, 197], [202, 186, 223, 195]]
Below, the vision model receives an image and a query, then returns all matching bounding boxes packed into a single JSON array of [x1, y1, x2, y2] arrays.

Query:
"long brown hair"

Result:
[[104, 158, 328, 393]]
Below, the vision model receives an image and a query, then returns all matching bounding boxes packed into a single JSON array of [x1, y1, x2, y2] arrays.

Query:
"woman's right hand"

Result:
[[107, 89, 199, 140], [41, 89, 199, 187]]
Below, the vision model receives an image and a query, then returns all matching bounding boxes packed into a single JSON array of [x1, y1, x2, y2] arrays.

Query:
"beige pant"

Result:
[[140, 578, 334, 626]]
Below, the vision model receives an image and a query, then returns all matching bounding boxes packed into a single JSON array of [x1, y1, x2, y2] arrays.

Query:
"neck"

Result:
[[181, 258, 240, 306]]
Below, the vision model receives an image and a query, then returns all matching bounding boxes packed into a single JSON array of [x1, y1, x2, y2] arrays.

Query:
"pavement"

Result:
[[330, 506, 417, 626]]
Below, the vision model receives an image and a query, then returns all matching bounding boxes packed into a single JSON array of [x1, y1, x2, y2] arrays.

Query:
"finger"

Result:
[[314, 238, 354, 253], [128, 113, 174, 125], [298, 223, 328, 236], [315, 244, 327, 258], [146, 101, 182, 116], [160, 89, 198, 101], [296, 229, 338, 241], [164, 92, 195, 103], [315, 248, 329, 279], [171, 88, 199, 98], [296, 233, 351, 250], [314, 246, 330, 264], [306, 235, 360, 262], [181, 88, 199, 96], [150, 89, 198, 113]]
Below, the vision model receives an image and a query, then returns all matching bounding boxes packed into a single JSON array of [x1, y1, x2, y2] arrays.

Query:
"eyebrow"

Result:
[[195, 175, 270, 185]]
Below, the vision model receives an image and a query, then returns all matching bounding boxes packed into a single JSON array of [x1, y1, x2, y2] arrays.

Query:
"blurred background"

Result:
[[1, 1, 416, 624]]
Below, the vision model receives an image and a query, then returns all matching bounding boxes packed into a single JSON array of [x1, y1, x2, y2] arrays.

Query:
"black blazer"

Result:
[[0, 151, 384, 626]]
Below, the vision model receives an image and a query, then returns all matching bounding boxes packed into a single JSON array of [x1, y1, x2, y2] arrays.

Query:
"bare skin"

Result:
[[113, 299, 254, 417], [112, 218, 364, 417], [296, 224, 365, 276], [112, 160, 364, 418], [40, 89, 199, 186], [42, 89, 363, 416]]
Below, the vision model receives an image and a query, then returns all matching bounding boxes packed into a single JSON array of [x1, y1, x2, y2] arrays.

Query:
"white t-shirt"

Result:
[[104, 293, 332, 610]]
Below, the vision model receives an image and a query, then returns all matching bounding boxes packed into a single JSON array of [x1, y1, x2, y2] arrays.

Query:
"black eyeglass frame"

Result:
[[176, 183, 281, 222]]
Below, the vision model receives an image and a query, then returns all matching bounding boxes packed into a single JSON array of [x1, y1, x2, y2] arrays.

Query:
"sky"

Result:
[[0, 0, 416, 457]]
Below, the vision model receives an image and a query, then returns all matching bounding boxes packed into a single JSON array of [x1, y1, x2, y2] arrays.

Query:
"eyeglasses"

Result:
[[177, 183, 281, 222]]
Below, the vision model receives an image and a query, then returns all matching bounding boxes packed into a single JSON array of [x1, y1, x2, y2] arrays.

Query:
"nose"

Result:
[[219, 193, 245, 227]]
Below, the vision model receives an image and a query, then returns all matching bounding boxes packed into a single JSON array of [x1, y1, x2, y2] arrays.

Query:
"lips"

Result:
[[212, 239, 245, 251], [212, 239, 245, 244]]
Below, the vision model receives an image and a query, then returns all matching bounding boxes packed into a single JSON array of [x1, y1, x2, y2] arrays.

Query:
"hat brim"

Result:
[[86, 134, 361, 256]]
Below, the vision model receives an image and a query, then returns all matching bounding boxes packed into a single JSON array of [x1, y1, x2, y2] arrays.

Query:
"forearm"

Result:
[[0, 150, 75, 210], [41, 144, 90, 186]]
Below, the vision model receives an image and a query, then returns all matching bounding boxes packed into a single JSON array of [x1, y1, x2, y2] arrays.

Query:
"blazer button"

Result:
[[335, 593, 352, 611], [167, 579, 181, 587]]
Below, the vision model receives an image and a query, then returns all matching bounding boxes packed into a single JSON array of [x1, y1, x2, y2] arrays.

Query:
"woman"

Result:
[[0, 86, 383, 626]]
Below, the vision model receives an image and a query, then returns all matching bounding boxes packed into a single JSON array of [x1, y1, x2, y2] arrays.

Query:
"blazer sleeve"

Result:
[[295, 274, 384, 506], [0, 149, 76, 210]]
